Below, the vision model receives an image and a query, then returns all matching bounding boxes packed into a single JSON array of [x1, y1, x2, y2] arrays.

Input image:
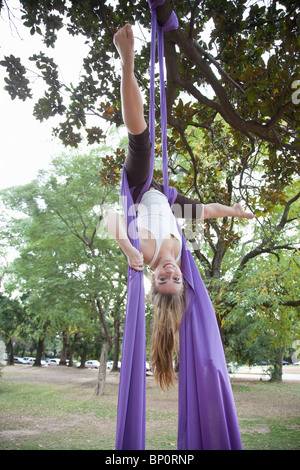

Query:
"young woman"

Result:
[[105, 24, 255, 390]]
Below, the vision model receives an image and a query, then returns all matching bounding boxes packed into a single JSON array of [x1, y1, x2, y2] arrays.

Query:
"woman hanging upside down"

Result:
[[105, 24, 255, 391]]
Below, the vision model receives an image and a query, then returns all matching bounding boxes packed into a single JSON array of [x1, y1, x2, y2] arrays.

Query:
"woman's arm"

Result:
[[104, 210, 144, 271]]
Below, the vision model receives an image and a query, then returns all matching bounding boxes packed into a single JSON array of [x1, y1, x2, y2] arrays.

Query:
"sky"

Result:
[[0, 0, 91, 190]]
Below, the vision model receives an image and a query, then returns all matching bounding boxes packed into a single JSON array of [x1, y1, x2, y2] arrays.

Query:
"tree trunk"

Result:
[[33, 338, 44, 366], [95, 339, 111, 396], [270, 347, 284, 382], [6, 338, 14, 365], [79, 349, 87, 368], [68, 353, 74, 367], [94, 299, 113, 394], [68, 332, 78, 367], [113, 315, 120, 371], [60, 330, 68, 365]]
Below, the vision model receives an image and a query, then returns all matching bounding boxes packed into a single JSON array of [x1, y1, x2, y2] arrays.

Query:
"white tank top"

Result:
[[137, 189, 182, 269]]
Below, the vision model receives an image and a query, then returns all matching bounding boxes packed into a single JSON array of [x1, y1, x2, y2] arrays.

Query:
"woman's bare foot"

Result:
[[233, 203, 255, 219], [113, 24, 135, 72]]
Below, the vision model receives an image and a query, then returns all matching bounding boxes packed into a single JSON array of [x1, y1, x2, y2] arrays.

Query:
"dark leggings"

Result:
[[124, 128, 203, 219], [124, 128, 152, 190]]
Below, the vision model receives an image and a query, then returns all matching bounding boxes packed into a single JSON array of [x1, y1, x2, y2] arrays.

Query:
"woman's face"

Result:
[[152, 259, 183, 294]]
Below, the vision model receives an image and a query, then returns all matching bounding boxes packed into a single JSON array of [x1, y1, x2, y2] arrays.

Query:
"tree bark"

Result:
[[60, 330, 68, 365], [113, 313, 120, 371], [270, 347, 285, 382], [6, 338, 14, 366], [33, 338, 44, 366], [79, 349, 87, 368], [93, 299, 114, 394], [95, 339, 111, 396]]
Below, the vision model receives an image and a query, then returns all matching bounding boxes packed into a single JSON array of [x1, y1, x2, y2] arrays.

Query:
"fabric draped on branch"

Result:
[[115, 3, 242, 450]]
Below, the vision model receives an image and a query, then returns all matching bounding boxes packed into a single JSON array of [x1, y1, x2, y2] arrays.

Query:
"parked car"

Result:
[[47, 358, 60, 366], [28, 358, 48, 366], [106, 361, 123, 371], [13, 357, 25, 364], [85, 360, 100, 369], [20, 357, 35, 364]]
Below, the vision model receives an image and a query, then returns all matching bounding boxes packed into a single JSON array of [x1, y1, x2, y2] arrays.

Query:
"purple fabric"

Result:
[[115, 3, 242, 450], [177, 245, 242, 450]]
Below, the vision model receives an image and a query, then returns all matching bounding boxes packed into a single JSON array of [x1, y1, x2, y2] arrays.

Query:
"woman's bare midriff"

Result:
[[139, 228, 181, 268]]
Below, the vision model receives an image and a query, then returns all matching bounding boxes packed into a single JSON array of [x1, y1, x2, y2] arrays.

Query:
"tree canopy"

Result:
[[1, 1, 299, 152], [1, 1, 299, 248], [0, 142, 128, 391]]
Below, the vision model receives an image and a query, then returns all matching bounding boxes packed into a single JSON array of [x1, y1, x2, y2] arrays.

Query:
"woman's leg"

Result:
[[114, 24, 147, 135], [114, 24, 151, 190]]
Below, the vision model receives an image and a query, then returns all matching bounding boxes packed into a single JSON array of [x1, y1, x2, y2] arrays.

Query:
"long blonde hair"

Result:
[[150, 281, 186, 391]]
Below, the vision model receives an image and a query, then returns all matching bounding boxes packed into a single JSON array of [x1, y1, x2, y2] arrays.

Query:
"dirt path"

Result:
[[2, 364, 300, 417]]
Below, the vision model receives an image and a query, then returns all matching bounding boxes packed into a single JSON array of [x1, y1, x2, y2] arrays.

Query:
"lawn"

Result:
[[0, 365, 299, 450]]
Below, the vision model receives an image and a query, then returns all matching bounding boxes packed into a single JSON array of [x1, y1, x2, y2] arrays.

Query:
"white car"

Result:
[[28, 358, 48, 366], [85, 360, 100, 369], [47, 358, 60, 366], [20, 357, 35, 364]]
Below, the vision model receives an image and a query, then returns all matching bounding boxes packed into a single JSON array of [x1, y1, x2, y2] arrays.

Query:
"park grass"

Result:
[[0, 366, 299, 451], [0, 380, 119, 450]]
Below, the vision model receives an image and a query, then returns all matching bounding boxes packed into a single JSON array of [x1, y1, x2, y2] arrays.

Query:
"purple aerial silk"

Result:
[[115, 3, 242, 450]]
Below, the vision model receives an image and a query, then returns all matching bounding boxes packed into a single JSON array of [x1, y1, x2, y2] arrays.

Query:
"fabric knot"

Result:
[[147, 1, 179, 32], [162, 10, 179, 32], [147, 0, 165, 10]]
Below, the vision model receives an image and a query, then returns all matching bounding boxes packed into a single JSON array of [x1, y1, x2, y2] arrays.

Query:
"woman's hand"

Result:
[[127, 246, 144, 271]]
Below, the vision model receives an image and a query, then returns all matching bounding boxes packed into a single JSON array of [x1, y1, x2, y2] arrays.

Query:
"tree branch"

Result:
[[240, 190, 300, 269], [154, 0, 300, 151]]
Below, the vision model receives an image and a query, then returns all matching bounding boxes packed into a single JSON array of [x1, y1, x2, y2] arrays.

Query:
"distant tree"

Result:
[[221, 243, 300, 380], [0, 293, 25, 365], [0, 142, 127, 393]]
